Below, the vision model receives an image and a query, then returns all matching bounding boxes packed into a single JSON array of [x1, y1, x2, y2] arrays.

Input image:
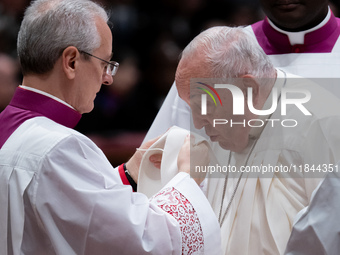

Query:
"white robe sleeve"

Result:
[[151, 172, 222, 255], [27, 134, 221, 255], [285, 171, 340, 255]]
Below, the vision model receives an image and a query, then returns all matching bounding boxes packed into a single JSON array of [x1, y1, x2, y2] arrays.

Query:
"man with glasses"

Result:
[[0, 0, 221, 254]]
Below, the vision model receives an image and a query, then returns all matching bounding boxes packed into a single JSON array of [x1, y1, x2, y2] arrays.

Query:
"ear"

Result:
[[175, 78, 191, 106], [241, 74, 260, 106], [62, 46, 79, 80]]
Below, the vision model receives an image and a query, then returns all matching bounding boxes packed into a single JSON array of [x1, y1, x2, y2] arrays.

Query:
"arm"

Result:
[[33, 135, 221, 255]]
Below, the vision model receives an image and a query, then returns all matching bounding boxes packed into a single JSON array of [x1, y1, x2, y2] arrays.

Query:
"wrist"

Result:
[[123, 163, 137, 192], [118, 163, 137, 192], [125, 160, 138, 181]]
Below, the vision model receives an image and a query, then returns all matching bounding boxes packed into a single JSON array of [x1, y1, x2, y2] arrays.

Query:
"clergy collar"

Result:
[[268, 7, 331, 45], [252, 7, 340, 54], [10, 86, 81, 129], [248, 68, 286, 140], [20, 85, 76, 110]]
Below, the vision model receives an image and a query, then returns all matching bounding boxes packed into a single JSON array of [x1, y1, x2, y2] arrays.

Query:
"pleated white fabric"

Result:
[[0, 118, 222, 255]]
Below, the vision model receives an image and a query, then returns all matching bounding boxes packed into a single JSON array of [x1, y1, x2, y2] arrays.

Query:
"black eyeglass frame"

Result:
[[79, 50, 119, 76]]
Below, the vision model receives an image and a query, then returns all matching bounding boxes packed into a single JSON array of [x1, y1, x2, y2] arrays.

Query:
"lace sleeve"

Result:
[[151, 187, 204, 254]]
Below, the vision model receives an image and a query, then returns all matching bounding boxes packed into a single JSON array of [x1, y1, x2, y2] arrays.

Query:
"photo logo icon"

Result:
[[197, 82, 223, 115]]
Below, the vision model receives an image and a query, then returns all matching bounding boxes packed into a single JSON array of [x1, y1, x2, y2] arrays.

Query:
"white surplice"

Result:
[[0, 88, 221, 255]]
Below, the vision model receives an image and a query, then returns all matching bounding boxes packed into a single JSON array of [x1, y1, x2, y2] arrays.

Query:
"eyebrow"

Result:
[[189, 93, 201, 100]]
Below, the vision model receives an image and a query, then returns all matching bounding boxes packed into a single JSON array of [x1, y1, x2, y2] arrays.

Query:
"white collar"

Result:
[[268, 7, 331, 45]]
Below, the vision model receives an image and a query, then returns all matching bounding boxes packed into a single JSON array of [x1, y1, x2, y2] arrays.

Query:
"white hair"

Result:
[[17, 0, 109, 75], [181, 26, 276, 79]]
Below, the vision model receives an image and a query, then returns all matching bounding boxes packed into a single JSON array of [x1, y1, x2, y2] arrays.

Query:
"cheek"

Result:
[[214, 125, 231, 141], [82, 85, 97, 108]]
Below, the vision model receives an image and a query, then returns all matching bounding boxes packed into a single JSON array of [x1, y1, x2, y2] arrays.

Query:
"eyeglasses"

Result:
[[79, 50, 119, 76]]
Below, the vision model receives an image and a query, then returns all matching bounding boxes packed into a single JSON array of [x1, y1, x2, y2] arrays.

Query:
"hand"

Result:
[[177, 134, 209, 185], [126, 134, 163, 182]]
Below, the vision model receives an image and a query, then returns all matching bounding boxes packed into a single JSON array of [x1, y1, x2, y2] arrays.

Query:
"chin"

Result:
[[86, 106, 95, 114], [218, 141, 231, 151], [219, 140, 247, 153], [270, 10, 308, 30], [79, 104, 94, 114]]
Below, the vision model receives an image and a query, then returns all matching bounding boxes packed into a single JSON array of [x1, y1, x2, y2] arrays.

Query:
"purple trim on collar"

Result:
[[0, 87, 81, 148], [252, 13, 340, 54]]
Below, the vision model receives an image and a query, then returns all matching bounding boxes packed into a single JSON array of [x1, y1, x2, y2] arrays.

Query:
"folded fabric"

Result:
[[137, 126, 211, 198]]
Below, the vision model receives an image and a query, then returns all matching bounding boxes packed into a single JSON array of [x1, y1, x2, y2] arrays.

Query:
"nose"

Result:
[[102, 73, 113, 85], [193, 115, 210, 130]]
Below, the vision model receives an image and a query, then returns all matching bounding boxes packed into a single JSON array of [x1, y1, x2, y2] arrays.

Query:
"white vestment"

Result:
[[147, 66, 340, 254], [140, 8, 340, 255], [205, 70, 340, 254], [284, 170, 340, 255], [0, 87, 221, 255]]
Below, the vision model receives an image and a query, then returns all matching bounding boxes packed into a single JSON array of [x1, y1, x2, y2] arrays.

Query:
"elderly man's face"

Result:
[[260, 0, 329, 31], [190, 82, 253, 152], [176, 58, 254, 153]]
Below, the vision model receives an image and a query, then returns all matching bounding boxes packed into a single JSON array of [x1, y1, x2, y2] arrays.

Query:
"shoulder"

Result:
[[3, 116, 96, 157], [244, 23, 259, 37]]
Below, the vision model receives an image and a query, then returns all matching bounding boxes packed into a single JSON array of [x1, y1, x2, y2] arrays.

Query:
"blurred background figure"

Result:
[[0, 0, 30, 57], [0, 0, 27, 111], [0, 0, 339, 165], [0, 54, 20, 111], [0, 0, 28, 110]]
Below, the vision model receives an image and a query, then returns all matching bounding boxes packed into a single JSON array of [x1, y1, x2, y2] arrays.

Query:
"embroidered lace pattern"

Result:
[[152, 187, 204, 254]]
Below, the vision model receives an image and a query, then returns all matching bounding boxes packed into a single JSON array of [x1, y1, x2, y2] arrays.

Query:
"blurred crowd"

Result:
[[1, 0, 339, 163]]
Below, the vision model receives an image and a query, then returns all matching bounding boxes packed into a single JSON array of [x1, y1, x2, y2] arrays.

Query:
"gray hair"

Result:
[[17, 0, 109, 75], [181, 26, 275, 78]]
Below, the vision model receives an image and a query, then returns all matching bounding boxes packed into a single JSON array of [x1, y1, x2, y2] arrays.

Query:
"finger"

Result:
[[152, 162, 161, 169], [149, 153, 162, 169], [149, 153, 162, 163]]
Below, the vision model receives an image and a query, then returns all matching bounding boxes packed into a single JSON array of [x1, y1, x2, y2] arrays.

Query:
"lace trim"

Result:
[[152, 187, 204, 254]]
